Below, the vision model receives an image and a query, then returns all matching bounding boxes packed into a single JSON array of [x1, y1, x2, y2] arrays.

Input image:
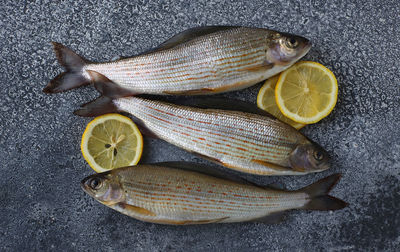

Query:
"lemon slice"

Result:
[[275, 61, 338, 124], [257, 75, 305, 129], [81, 114, 143, 173]]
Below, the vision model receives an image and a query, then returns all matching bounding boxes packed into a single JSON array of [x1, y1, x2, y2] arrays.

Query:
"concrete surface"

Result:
[[0, 0, 399, 251]]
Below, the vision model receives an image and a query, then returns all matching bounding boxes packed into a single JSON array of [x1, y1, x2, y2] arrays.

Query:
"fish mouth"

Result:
[[294, 39, 312, 62], [318, 162, 331, 172]]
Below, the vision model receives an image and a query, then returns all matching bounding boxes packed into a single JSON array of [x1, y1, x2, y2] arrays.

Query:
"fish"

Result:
[[81, 162, 348, 225], [74, 73, 330, 176], [43, 26, 311, 96]]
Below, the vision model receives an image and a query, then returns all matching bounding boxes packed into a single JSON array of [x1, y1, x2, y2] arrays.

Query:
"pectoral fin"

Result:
[[242, 61, 275, 72], [117, 203, 157, 216], [252, 160, 291, 172]]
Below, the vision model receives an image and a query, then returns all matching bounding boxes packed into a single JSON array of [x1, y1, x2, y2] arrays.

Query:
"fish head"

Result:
[[266, 32, 311, 66], [81, 172, 125, 205], [288, 142, 330, 173]]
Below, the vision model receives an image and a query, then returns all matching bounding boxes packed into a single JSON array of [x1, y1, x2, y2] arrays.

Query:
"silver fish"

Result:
[[81, 163, 347, 225], [75, 74, 330, 176], [44, 26, 311, 96]]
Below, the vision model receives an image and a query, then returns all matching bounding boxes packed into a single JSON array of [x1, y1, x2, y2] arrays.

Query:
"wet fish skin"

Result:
[[75, 82, 330, 176], [81, 164, 347, 225], [44, 26, 311, 95]]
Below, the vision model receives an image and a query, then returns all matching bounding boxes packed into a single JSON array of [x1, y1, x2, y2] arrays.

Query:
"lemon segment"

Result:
[[81, 114, 143, 173], [275, 61, 338, 124], [257, 76, 305, 129]]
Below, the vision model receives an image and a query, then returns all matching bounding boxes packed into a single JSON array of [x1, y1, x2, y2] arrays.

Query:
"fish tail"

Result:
[[73, 71, 135, 117], [43, 42, 91, 93], [300, 173, 348, 211], [74, 96, 118, 117]]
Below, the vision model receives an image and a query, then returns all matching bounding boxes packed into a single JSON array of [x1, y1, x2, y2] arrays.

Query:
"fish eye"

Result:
[[285, 37, 299, 48], [313, 150, 324, 161], [89, 178, 102, 190]]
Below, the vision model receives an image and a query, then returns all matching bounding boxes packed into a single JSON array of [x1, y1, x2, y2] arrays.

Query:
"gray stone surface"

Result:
[[0, 0, 399, 251]]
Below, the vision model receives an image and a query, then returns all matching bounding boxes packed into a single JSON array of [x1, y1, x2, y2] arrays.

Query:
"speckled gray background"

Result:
[[0, 0, 399, 251]]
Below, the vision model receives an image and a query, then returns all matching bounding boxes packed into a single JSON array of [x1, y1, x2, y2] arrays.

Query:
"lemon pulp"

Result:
[[275, 61, 338, 124], [257, 75, 305, 129], [81, 114, 143, 173]]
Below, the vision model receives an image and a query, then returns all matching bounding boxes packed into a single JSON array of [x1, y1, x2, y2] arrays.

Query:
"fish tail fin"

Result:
[[43, 42, 91, 93], [300, 173, 348, 211], [74, 96, 118, 117]]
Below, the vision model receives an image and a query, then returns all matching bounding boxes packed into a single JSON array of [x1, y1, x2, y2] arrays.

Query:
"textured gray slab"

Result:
[[0, 0, 399, 251]]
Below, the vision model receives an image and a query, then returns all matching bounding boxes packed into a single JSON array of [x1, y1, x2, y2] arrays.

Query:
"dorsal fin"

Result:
[[171, 96, 277, 119], [152, 161, 260, 187], [114, 27, 240, 61], [153, 26, 237, 52]]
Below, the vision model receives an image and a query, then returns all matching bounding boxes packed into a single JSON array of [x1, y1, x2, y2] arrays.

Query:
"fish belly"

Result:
[[114, 166, 308, 224]]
